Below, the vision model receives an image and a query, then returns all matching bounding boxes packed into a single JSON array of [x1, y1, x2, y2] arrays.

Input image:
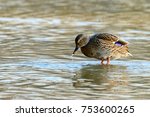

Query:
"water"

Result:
[[0, 0, 150, 99]]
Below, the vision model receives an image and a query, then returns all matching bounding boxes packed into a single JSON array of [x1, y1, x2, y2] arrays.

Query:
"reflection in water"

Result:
[[74, 64, 128, 84], [0, 0, 150, 99], [73, 64, 128, 94]]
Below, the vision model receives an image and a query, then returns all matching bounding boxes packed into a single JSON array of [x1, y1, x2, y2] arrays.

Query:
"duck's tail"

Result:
[[111, 45, 132, 59], [128, 52, 132, 56]]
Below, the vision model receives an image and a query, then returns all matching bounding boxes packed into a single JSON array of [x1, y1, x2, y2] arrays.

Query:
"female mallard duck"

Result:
[[72, 33, 132, 65]]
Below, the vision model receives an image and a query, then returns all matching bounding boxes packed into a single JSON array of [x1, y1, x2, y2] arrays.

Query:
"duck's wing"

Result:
[[96, 33, 119, 42], [96, 33, 128, 46], [115, 39, 128, 46]]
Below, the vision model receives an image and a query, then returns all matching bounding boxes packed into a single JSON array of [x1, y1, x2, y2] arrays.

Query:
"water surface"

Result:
[[0, 0, 150, 99]]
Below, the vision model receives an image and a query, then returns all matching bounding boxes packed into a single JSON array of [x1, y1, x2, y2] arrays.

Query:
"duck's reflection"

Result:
[[73, 64, 128, 89]]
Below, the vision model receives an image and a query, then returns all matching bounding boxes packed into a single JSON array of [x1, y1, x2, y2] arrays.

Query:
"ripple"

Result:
[[0, 17, 61, 25], [0, 0, 149, 99]]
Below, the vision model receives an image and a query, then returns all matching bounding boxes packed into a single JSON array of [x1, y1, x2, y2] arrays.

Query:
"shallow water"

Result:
[[0, 0, 150, 99]]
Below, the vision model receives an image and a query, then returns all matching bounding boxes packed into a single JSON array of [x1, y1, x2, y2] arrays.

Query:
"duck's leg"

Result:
[[106, 57, 110, 65], [101, 59, 104, 65]]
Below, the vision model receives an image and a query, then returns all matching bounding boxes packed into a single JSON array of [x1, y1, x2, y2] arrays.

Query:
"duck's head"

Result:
[[72, 34, 89, 55]]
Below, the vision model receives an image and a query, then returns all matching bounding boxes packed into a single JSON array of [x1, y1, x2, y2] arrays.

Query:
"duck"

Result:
[[72, 33, 132, 65]]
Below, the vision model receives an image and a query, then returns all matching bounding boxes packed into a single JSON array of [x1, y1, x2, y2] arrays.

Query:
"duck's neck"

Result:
[[82, 36, 90, 47]]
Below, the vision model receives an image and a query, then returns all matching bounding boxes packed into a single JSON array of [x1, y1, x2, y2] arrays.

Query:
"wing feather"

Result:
[[96, 33, 119, 42]]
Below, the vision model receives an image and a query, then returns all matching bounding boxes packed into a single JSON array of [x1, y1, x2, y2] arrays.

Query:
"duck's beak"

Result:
[[72, 46, 79, 55]]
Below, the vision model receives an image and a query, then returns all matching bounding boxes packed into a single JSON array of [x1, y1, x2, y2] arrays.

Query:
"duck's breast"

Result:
[[81, 41, 106, 59]]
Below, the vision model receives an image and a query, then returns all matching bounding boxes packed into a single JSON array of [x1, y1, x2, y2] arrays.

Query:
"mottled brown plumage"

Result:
[[73, 33, 132, 65]]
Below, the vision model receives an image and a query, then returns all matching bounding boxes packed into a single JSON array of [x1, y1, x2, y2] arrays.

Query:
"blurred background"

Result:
[[0, 0, 150, 99]]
